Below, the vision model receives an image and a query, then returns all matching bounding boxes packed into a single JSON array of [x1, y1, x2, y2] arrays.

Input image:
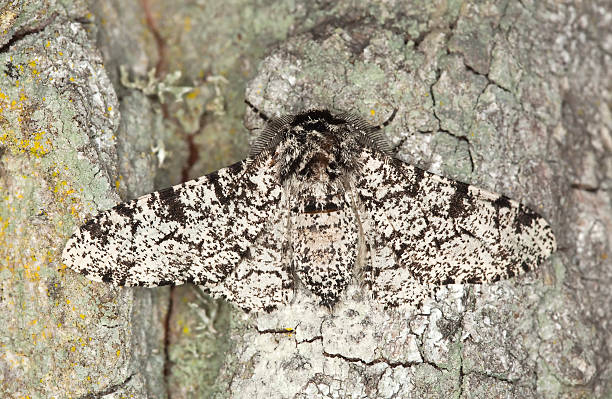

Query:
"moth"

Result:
[[62, 104, 556, 312]]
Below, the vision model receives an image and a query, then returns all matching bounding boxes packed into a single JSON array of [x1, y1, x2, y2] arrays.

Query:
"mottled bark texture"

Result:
[[1, 0, 610, 398]]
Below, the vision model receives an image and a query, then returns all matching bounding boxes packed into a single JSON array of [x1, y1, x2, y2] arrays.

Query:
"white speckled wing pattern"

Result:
[[354, 148, 557, 308], [62, 157, 292, 312], [63, 108, 557, 312]]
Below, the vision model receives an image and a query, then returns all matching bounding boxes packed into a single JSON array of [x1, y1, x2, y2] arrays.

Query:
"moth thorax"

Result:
[[305, 180, 333, 198]]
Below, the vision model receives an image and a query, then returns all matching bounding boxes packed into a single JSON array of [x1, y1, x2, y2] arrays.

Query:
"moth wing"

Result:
[[62, 157, 291, 311], [354, 148, 556, 305]]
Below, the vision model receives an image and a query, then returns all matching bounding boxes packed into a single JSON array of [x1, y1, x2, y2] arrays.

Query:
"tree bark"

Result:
[[1, 0, 610, 398]]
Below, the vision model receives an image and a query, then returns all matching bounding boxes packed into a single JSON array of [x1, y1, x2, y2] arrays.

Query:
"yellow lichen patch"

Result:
[[0, 87, 54, 157], [50, 174, 80, 209], [25, 132, 52, 156], [370, 109, 375, 116], [186, 88, 200, 100], [12, 254, 43, 282], [0, 216, 9, 237]]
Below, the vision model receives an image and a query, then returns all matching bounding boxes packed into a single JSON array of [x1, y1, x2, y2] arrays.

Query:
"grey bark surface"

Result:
[[0, 1, 610, 398]]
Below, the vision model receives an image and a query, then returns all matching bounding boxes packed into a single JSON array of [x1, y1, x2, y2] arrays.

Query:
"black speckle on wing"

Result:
[[408, 165, 425, 197], [206, 170, 228, 204], [514, 205, 539, 233], [493, 195, 512, 209], [448, 180, 469, 218], [505, 263, 516, 278], [81, 218, 109, 247], [157, 187, 186, 223], [114, 202, 136, 218]]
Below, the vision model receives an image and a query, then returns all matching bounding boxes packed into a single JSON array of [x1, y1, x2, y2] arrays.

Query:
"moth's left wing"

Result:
[[354, 148, 556, 305], [62, 156, 291, 312]]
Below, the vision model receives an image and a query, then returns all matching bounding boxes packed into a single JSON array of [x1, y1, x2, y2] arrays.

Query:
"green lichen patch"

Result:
[[0, 15, 139, 398]]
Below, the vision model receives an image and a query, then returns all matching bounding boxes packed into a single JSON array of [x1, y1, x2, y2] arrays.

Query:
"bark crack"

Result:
[[0, 14, 57, 54], [297, 335, 323, 345], [75, 374, 134, 399], [458, 348, 465, 398], [570, 183, 602, 193], [256, 327, 297, 335], [321, 350, 421, 369], [429, 70, 475, 173]]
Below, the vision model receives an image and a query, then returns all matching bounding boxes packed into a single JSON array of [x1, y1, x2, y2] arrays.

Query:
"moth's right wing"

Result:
[[353, 147, 556, 307], [62, 156, 292, 312]]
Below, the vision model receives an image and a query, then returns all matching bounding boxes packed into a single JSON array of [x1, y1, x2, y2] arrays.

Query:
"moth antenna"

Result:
[[245, 99, 270, 122]]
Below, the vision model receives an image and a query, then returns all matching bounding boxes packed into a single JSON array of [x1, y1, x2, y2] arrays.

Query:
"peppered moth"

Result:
[[62, 107, 556, 312]]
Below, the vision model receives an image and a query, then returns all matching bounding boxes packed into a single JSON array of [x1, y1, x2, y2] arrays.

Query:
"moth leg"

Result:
[[372, 108, 398, 130]]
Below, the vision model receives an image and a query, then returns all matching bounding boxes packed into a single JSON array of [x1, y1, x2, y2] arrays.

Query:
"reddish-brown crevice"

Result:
[[139, 0, 168, 78], [181, 110, 210, 182], [182, 133, 200, 182], [162, 286, 176, 398], [139, 0, 202, 184]]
